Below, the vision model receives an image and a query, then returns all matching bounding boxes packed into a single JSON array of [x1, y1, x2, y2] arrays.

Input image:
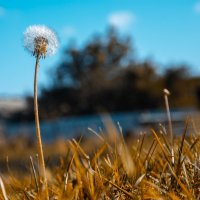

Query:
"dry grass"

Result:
[[0, 120, 199, 200]]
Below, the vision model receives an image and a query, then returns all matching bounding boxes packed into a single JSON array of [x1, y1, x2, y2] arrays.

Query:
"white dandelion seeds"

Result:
[[24, 25, 58, 58]]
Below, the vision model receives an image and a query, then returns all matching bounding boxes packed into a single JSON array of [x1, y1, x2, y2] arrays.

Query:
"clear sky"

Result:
[[0, 0, 200, 96]]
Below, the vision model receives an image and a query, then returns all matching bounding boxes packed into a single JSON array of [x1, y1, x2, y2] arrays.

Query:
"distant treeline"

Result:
[[11, 28, 200, 122]]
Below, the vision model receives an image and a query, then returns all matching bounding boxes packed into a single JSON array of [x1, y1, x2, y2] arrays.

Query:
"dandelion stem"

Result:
[[34, 54, 49, 199]]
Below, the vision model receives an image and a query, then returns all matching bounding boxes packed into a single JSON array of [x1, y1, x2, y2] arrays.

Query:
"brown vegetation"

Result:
[[0, 120, 199, 199]]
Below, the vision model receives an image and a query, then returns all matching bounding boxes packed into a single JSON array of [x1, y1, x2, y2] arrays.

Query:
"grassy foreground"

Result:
[[0, 121, 199, 200]]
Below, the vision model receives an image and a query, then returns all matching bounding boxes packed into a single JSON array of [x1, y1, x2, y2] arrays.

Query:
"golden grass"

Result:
[[0, 121, 199, 200]]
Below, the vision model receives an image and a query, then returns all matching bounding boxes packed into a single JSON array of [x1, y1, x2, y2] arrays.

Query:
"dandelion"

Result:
[[23, 25, 58, 199], [24, 25, 58, 58]]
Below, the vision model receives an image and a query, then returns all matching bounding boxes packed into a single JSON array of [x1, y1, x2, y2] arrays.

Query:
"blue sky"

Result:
[[0, 0, 200, 96]]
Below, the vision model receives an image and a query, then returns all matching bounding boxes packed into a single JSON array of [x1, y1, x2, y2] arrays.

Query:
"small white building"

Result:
[[0, 97, 27, 118]]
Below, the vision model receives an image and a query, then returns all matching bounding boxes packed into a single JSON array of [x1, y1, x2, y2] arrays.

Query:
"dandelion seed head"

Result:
[[24, 25, 58, 58]]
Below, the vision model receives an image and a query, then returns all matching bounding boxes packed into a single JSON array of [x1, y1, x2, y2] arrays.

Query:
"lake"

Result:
[[1, 109, 199, 142]]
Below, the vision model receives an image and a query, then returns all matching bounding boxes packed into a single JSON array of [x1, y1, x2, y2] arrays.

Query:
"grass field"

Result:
[[0, 119, 199, 200]]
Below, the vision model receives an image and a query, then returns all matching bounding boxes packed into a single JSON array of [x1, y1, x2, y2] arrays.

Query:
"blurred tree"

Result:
[[53, 29, 131, 87], [164, 65, 188, 92], [163, 65, 195, 107], [39, 28, 136, 118], [10, 28, 199, 122]]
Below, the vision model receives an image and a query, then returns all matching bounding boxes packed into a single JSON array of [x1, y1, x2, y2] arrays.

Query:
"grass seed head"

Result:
[[163, 88, 170, 96]]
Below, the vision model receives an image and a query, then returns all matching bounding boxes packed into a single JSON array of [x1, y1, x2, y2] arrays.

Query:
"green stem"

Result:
[[34, 54, 49, 199]]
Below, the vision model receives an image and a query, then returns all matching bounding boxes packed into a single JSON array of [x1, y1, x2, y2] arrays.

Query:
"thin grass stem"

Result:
[[163, 89, 174, 165]]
